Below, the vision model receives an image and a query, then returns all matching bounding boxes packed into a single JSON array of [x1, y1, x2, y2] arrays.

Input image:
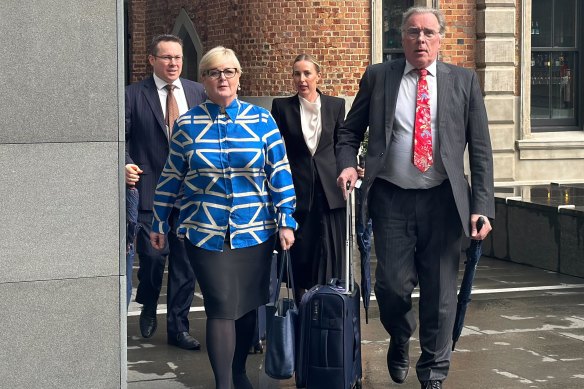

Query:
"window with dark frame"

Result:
[[382, 0, 414, 62], [531, 0, 580, 132], [177, 26, 199, 82]]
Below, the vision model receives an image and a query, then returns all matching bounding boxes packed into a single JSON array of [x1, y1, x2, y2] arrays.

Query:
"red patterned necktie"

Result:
[[413, 68, 432, 172], [165, 84, 179, 137]]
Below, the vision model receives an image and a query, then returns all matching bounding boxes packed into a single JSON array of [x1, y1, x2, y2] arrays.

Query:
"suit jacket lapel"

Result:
[[142, 76, 166, 136], [436, 61, 453, 146], [289, 94, 302, 137], [316, 93, 332, 155], [182, 78, 197, 108], [384, 59, 405, 149]]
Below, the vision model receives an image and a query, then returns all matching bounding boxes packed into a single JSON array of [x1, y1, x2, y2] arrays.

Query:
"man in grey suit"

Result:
[[125, 34, 206, 350], [336, 7, 494, 389]]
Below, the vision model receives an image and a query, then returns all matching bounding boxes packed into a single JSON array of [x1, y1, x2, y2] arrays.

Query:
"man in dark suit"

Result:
[[336, 7, 494, 389], [125, 34, 206, 350]]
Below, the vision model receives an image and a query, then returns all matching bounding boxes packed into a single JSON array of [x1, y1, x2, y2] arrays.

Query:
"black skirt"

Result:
[[290, 170, 346, 290], [184, 236, 275, 320]]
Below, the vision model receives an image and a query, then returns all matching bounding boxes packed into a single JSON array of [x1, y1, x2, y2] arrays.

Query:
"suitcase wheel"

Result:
[[354, 378, 362, 389]]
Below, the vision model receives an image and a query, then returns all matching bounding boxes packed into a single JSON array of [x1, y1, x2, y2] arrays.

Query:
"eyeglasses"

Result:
[[153, 55, 183, 63], [405, 28, 439, 39], [204, 68, 238, 79]]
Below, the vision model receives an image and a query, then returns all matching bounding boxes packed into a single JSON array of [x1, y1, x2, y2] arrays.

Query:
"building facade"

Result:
[[126, 0, 584, 185], [1, 0, 126, 387]]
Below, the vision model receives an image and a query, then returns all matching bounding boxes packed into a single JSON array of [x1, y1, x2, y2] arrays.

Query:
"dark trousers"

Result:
[[135, 208, 196, 335], [369, 178, 462, 382]]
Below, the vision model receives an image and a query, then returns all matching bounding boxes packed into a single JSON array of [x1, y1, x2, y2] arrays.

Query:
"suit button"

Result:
[[379, 152, 384, 157]]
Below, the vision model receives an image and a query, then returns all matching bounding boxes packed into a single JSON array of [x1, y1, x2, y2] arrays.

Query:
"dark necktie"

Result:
[[165, 84, 179, 137], [413, 68, 433, 172]]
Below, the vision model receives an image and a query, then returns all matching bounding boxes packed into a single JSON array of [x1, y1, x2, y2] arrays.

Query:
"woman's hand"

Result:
[[150, 232, 166, 250], [279, 227, 295, 250]]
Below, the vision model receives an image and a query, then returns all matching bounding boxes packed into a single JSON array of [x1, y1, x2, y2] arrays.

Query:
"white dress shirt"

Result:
[[153, 73, 190, 206], [153, 74, 189, 137], [299, 94, 322, 156], [380, 60, 447, 189]]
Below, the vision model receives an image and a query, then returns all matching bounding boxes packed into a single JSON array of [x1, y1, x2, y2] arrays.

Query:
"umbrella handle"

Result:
[[476, 216, 484, 232]]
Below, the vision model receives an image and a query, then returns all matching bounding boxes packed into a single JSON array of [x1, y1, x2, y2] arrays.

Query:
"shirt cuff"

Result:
[[151, 219, 170, 234], [278, 211, 298, 231]]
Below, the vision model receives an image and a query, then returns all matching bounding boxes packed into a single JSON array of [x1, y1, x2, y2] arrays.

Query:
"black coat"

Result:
[[271, 93, 346, 213]]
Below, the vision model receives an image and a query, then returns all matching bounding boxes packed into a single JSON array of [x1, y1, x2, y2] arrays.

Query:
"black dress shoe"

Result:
[[139, 306, 157, 338], [421, 380, 442, 389], [168, 332, 201, 350], [387, 338, 410, 384]]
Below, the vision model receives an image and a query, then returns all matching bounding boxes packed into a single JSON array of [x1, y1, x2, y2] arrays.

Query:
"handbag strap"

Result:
[[284, 251, 296, 306], [272, 250, 296, 308]]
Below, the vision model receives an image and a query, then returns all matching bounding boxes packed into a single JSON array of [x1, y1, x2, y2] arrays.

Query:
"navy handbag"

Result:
[[265, 250, 297, 380]]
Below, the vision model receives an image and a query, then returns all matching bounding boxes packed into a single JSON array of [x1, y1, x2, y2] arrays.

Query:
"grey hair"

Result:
[[401, 7, 446, 36]]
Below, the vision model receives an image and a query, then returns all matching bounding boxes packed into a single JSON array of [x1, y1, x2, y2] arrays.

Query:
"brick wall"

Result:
[[127, 0, 478, 94], [128, 0, 370, 96], [234, 0, 370, 96], [128, 0, 148, 81], [128, 1, 205, 84], [440, 0, 477, 69]]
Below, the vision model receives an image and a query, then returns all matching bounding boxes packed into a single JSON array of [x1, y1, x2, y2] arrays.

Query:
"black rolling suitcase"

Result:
[[295, 183, 362, 389]]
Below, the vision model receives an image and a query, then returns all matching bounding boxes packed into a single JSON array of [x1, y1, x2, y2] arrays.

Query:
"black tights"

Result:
[[207, 309, 256, 389]]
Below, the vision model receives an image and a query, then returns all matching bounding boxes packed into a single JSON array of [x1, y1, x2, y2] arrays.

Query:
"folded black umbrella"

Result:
[[125, 187, 140, 308], [452, 216, 484, 351], [357, 217, 372, 324], [355, 186, 372, 323], [126, 187, 139, 251]]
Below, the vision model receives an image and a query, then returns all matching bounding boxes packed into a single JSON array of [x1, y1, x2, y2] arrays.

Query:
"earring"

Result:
[[237, 84, 241, 91]]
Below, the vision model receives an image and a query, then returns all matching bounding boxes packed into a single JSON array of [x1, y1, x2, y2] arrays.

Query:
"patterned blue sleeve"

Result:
[[151, 122, 188, 234], [262, 111, 298, 230]]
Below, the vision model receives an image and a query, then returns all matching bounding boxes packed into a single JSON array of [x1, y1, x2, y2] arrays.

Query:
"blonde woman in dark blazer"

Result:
[[271, 54, 346, 303]]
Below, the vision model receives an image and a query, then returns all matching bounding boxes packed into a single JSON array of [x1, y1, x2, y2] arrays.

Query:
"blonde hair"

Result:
[[292, 53, 322, 73], [199, 46, 243, 78]]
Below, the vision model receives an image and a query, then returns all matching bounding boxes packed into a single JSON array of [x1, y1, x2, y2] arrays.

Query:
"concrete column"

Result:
[[476, 0, 517, 182], [0, 1, 126, 388]]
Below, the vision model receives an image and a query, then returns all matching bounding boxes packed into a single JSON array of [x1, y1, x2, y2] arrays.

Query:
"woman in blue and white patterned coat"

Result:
[[150, 46, 296, 389]]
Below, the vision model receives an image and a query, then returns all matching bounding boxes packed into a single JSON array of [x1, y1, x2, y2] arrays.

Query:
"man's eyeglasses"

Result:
[[405, 28, 439, 39], [153, 55, 183, 63], [204, 68, 238, 79]]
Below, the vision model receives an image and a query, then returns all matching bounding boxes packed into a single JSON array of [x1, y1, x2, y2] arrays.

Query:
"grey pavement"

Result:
[[127, 248, 584, 389]]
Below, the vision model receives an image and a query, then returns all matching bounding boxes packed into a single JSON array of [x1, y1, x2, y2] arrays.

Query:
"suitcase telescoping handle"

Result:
[[345, 181, 355, 294]]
